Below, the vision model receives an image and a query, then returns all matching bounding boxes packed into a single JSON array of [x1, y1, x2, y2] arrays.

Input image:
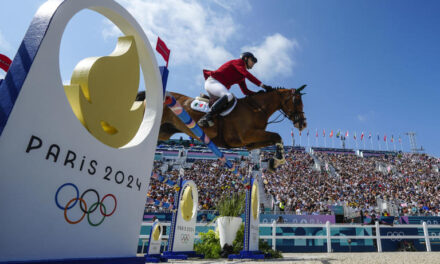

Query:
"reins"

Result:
[[247, 89, 300, 125]]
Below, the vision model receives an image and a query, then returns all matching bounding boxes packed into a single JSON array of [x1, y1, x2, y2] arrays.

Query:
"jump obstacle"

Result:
[[0, 0, 163, 263], [0, 0, 264, 262]]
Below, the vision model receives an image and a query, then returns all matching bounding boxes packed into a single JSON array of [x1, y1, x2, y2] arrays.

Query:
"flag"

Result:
[[384, 134, 387, 142], [330, 130, 333, 138], [399, 136, 402, 143], [361, 132, 364, 141], [291, 129, 293, 137], [368, 132, 372, 139], [156, 37, 171, 67], [316, 129, 318, 138], [354, 132, 357, 140], [391, 135, 394, 143], [323, 129, 326, 137], [336, 130, 341, 138], [307, 129, 310, 137], [0, 53, 12, 72], [377, 134, 380, 141], [299, 130, 302, 136], [345, 131, 349, 137]]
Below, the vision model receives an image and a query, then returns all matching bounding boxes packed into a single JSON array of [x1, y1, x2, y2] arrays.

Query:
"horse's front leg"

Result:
[[243, 130, 281, 149], [242, 130, 286, 169]]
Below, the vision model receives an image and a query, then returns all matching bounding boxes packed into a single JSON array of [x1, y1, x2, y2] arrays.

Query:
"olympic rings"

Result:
[[180, 233, 190, 243], [100, 194, 117, 217], [80, 189, 100, 213], [55, 183, 79, 210], [386, 231, 405, 241], [64, 198, 87, 224], [88, 202, 106, 226], [55, 183, 117, 226]]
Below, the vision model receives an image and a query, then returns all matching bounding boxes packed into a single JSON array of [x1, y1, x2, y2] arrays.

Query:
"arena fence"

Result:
[[139, 221, 439, 253]]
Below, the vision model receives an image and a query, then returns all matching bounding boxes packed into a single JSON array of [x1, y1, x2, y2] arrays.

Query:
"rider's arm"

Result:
[[238, 80, 255, 95], [234, 60, 262, 87]]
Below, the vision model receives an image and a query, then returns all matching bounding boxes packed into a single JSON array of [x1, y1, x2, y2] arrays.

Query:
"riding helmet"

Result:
[[241, 52, 257, 63]]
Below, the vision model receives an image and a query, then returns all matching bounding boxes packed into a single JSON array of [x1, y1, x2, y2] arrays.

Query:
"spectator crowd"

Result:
[[147, 147, 440, 217]]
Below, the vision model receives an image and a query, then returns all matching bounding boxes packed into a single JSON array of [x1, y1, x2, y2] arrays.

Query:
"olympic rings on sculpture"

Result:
[[55, 183, 117, 226]]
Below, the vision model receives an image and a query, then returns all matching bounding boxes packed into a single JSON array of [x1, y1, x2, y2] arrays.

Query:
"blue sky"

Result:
[[1, 0, 439, 157]]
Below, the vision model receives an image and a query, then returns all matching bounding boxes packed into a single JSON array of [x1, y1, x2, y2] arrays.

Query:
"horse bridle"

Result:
[[247, 88, 306, 128], [277, 90, 306, 129]]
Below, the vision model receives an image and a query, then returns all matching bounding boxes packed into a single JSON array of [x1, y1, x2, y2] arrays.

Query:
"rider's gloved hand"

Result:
[[261, 84, 273, 91]]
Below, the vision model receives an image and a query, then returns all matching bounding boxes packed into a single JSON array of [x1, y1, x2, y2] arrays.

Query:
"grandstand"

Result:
[[148, 139, 440, 221]]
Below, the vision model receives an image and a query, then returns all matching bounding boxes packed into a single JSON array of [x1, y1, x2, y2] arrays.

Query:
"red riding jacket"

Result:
[[203, 59, 262, 95]]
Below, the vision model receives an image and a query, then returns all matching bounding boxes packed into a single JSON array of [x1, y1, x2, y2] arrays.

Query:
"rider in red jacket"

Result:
[[198, 52, 272, 127]]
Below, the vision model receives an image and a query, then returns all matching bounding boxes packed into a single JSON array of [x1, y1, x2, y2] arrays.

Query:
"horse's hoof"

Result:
[[197, 120, 208, 127], [274, 158, 286, 168], [197, 118, 214, 128]]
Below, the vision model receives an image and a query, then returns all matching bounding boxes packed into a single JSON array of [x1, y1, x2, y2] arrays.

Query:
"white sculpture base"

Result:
[[217, 216, 242, 248]]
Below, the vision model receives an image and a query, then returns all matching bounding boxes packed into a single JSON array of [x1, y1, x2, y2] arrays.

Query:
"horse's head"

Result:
[[277, 85, 307, 131]]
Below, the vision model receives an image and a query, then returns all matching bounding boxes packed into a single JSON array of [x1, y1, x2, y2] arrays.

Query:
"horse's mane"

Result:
[[245, 87, 287, 101], [248, 87, 289, 96]]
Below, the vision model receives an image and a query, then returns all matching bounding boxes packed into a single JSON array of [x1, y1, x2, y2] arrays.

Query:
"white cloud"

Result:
[[210, 0, 251, 12], [112, 0, 238, 69], [242, 33, 298, 81], [0, 30, 12, 51], [357, 111, 375, 122], [357, 114, 367, 122]]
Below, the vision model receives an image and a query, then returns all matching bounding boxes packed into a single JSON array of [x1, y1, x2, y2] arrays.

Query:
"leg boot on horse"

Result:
[[268, 142, 286, 172], [197, 95, 229, 128]]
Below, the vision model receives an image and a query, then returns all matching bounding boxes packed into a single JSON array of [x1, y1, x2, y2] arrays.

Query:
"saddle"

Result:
[[190, 93, 237, 117]]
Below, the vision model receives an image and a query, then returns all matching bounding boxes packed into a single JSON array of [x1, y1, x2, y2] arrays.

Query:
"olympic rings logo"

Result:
[[55, 183, 117, 227], [386, 231, 405, 241], [180, 233, 190, 243]]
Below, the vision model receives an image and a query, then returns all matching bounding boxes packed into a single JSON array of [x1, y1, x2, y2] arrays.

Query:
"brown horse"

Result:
[[158, 86, 307, 168]]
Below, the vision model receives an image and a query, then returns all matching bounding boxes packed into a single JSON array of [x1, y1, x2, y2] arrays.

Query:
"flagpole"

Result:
[[291, 130, 294, 147], [354, 132, 358, 150], [378, 137, 381, 150], [299, 133, 302, 147], [399, 139, 403, 152], [315, 129, 318, 147], [363, 139, 366, 150], [386, 140, 389, 151]]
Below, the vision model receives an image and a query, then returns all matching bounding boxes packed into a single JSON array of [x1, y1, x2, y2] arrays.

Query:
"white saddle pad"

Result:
[[190, 97, 237, 117]]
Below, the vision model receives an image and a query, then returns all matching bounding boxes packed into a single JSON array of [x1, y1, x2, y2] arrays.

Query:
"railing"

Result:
[[139, 221, 440, 253], [263, 221, 438, 253]]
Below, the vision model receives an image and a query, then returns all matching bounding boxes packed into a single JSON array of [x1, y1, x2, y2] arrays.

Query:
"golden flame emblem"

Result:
[[180, 186, 194, 222], [64, 36, 144, 148], [251, 181, 259, 220], [152, 224, 161, 241]]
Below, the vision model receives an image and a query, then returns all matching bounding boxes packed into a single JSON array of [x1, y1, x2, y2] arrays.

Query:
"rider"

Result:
[[197, 52, 273, 127]]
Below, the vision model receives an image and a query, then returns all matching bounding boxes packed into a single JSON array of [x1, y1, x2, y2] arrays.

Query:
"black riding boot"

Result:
[[197, 95, 229, 127]]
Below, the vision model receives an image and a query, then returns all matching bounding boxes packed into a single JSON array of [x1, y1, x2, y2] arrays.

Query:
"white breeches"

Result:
[[204, 76, 234, 102]]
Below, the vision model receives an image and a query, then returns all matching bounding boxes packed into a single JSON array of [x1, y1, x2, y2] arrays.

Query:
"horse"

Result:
[[156, 86, 307, 170]]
